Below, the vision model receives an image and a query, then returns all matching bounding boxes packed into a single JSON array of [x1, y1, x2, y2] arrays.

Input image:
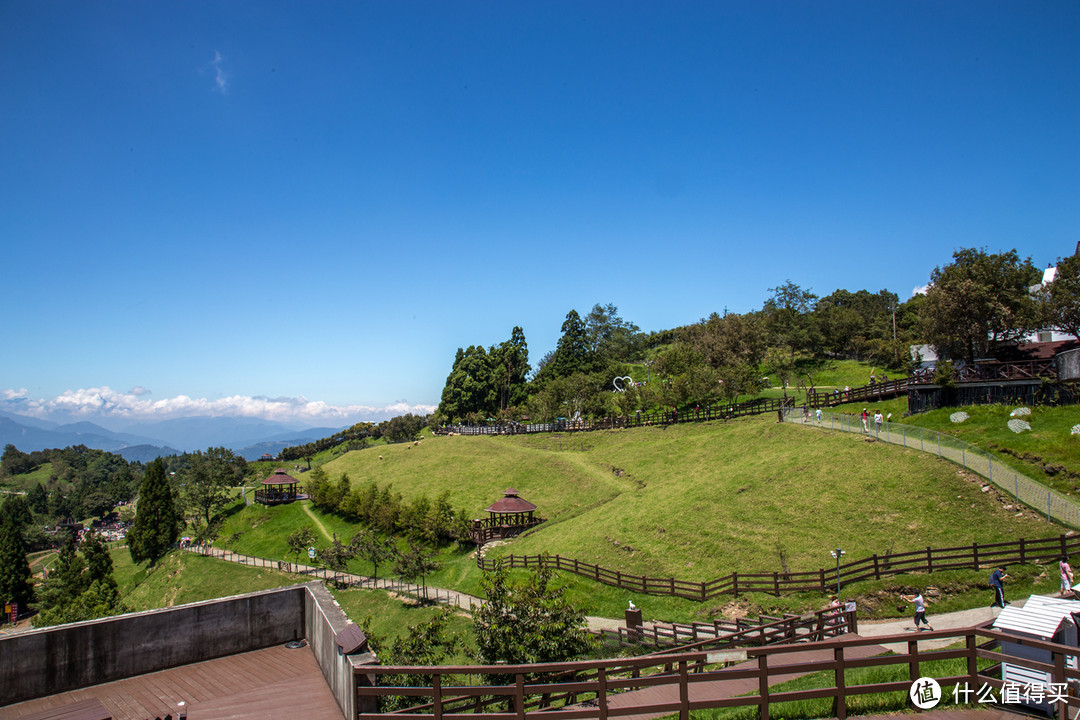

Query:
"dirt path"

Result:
[[302, 503, 334, 542]]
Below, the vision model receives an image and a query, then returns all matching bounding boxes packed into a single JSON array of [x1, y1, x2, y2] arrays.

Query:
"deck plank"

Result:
[[0, 645, 343, 720]]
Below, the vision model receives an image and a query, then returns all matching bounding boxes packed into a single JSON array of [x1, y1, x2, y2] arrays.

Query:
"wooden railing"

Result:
[[805, 377, 909, 407], [355, 625, 1080, 720], [437, 397, 795, 436], [469, 516, 546, 545], [477, 534, 1080, 601], [597, 606, 856, 651]]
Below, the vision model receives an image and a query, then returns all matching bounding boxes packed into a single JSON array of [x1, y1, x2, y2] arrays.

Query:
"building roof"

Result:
[[484, 488, 538, 514], [993, 595, 1080, 638], [992, 339, 1079, 362], [261, 468, 301, 486]]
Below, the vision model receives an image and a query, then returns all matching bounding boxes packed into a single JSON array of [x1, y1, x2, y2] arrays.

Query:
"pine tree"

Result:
[[127, 458, 183, 565], [0, 516, 33, 608]]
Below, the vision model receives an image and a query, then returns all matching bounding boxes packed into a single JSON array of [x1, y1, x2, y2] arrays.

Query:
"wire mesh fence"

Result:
[[783, 406, 1080, 529]]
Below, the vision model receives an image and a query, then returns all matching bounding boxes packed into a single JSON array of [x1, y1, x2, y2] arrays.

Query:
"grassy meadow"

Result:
[[202, 410, 1073, 622]]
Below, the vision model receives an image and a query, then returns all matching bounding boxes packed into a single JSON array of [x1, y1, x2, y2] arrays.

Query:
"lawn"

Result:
[[201, 412, 1065, 624]]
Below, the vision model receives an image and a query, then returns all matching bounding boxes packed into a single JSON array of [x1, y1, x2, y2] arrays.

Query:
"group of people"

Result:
[[859, 408, 890, 433], [887, 558, 1076, 633]]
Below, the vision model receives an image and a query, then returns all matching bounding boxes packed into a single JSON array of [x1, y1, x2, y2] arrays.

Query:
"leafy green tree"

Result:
[[1044, 253, 1080, 340], [474, 562, 594, 671], [919, 248, 1041, 364], [286, 527, 318, 564], [381, 414, 426, 444], [763, 280, 818, 362], [1, 445, 33, 478], [490, 326, 530, 412], [369, 608, 463, 711], [1, 496, 32, 529], [350, 529, 397, 581], [437, 345, 499, 423], [393, 541, 441, 600], [127, 458, 183, 565], [585, 304, 641, 365], [535, 310, 597, 383], [0, 516, 33, 608], [180, 447, 241, 528], [322, 533, 356, 586], [27, 483, 48, 515]]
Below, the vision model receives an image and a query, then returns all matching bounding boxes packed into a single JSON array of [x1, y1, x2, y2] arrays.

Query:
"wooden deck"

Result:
[[608, 637, 891, 720], [0, 644, 344, 720]]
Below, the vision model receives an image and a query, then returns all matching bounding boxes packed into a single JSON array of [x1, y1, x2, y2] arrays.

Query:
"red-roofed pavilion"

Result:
[[471, 488, 544, 545], [255, 468, 305, 505]]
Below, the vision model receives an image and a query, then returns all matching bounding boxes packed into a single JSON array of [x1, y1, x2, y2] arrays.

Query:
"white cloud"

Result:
[[0, 386, 436, 426], [203, 51, 229, 94], [911, 284, 929, 297]]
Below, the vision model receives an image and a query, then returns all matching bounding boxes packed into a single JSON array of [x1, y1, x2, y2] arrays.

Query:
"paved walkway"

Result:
[[184, 546, 634, 632], [185, 546, 1037, 643]]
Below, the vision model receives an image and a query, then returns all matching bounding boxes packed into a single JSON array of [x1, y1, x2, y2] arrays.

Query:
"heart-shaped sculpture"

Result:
[[612, 376, 634, 392]]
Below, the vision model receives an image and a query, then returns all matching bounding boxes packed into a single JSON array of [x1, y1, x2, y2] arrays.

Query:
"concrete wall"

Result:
[[1, 585, 306, 706], [305, 581, 361, 718]]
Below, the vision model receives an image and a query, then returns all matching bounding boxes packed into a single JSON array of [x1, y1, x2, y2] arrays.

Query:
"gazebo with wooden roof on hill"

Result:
[[255, 468, 306, 506], [470, 488, 545, 546]]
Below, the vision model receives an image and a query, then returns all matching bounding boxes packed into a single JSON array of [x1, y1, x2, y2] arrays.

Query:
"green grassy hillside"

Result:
[[302, 414, 1055, 583]]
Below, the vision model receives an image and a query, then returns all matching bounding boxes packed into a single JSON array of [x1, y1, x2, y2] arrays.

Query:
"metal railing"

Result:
[[783, 407, 1080, 529]]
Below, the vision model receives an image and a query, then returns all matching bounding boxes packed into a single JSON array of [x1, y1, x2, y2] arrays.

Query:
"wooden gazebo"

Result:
[[255, 468, 305, 506], [470, 488, 545, 545]]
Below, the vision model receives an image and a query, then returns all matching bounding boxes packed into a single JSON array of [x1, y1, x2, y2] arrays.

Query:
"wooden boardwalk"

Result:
[[0, 644, 344, 720], [605, 637, 891, 720]]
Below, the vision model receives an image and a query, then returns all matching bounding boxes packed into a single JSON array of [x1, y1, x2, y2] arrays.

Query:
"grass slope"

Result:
[[492, 416, 1051, 579]]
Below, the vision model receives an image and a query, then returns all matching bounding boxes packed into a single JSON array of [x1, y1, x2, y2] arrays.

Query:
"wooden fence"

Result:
[[437, 397, 794, 436], [355, 625, 1079, 720], [805, 377, 909, 408], [596, 606, 856, 651], [478, 534, 1080, 601]]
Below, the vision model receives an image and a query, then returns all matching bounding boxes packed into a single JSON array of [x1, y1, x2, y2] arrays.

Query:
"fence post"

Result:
[[758, 653, 771, 720], [1020, 538, 1026, 564], [773, 571, 779, 597], [873, 554, 880, 580], [834, 645, 848, 720], [733, 572, 739, 598], [972, 541, 979, 570], [927, 547, 933, 573]]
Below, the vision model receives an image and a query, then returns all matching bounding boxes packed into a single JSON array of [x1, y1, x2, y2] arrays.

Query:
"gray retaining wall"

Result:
[[0, 582, 365, 714]]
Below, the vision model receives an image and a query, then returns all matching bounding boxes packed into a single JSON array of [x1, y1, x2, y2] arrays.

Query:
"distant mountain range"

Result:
[[0, 410, 343, 462]]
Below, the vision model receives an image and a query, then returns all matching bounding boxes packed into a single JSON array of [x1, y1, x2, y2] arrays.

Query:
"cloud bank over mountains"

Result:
[[1, 386, 435, 428]]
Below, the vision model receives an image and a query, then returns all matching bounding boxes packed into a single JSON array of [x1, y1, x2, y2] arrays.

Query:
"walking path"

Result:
[[185, 546, 1032, 640]]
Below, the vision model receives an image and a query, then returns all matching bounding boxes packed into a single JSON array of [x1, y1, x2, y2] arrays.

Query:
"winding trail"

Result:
[[302, 503, 334, 542]]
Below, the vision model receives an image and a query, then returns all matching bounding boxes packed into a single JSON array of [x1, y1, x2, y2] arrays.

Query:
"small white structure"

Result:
[[993, 595, 1080, 715]]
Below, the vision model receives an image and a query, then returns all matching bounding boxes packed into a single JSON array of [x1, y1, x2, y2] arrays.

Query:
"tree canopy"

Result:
[[920, 248, 1041, 364], [128, 458, 183, 565]]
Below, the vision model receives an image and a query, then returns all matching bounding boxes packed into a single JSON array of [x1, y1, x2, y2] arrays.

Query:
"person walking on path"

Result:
[[990, 566, 1010, 608], [1060, 556, 1074, 598], [874, 411, 883, 433], [815, 407, 823, 424], [861, 408, 869, 433], [901, 592, 934, 631]]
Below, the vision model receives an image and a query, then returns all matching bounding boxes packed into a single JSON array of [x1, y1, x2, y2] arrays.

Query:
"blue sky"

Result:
[[2, 2, 1077, 427]]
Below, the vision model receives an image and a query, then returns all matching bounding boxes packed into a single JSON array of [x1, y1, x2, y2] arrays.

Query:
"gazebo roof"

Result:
[[484, 488, 537, 514], [262, 468, 301, 486]]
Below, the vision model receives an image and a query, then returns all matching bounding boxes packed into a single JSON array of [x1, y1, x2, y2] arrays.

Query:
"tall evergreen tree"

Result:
[[128, 458, 183, 565], [0, 516, 34, 608]]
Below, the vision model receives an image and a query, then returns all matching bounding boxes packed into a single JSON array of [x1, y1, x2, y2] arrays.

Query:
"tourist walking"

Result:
[[901, 591, 934, 631], [873, 411, 883, 432], [989, 566, 1010, 608], [1061, 556, 1074, 598], [861, 408, 869, 433]]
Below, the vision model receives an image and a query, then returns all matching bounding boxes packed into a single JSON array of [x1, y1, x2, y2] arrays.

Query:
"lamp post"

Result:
[[830, 548, 845, 597]]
